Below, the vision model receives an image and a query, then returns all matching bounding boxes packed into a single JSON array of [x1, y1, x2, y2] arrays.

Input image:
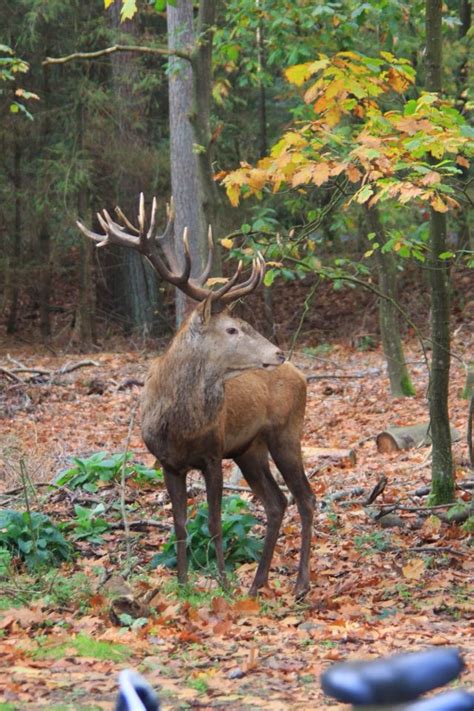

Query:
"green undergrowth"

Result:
[[55, 451, 162, 492], [0, 570, 94, 612], [152, 495, 263, 573], [33, 632, 131, 662]]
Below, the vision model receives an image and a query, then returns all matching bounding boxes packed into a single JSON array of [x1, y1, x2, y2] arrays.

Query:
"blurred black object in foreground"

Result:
[[115, 670, 160, 711], [321, 648, 473, 709]]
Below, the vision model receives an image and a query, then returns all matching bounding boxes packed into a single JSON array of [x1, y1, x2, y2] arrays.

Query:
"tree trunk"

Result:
[[366, 207, 415, 397], [425, 0, 455, 504], [167, 0, 209, 323], [106, 5, 161, 337], [5, 136, 21, 334], [455, 0, 471, 251], [38, 64, 52, 342]]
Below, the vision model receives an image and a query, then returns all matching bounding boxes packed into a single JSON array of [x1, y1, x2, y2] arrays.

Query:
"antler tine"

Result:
[[76, 219, 108, 247], [193, 225, 214, 287], [180, 228, 193, 284], [218, 254, 265, 305], [115, 206, 139, 234], [209, 260, 243, 300], [146, 196, 158, 242], [138, 192, 146, 235]]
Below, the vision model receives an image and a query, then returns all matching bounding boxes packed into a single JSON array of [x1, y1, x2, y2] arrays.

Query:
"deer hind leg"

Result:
[[235, 442, 287, 596], [202, 460, 228, 589], [163, 468, 188, 585], [268, 438, 315, 599]]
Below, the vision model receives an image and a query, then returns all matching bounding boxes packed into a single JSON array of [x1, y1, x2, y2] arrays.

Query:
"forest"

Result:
[[0, 0, 473, 709]]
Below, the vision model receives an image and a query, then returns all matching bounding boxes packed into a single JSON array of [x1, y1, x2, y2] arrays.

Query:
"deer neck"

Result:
[[142, 332, 226, 450]]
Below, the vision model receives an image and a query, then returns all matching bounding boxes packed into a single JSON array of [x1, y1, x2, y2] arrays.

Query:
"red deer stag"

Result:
[[77, 195, 315, 598]]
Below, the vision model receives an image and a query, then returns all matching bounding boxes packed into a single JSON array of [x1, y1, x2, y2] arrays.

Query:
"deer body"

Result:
[[78, 195, 315, 597]]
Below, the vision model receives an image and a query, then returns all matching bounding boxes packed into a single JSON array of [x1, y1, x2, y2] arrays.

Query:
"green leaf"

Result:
[[263, 269, 276, 287], [120, 0, 137, 21]]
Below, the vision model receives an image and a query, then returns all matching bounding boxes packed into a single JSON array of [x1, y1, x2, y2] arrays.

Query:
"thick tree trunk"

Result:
[[366, 207, 415, 397], [425, 0, 455, 504], [168, 0, 209, 323]]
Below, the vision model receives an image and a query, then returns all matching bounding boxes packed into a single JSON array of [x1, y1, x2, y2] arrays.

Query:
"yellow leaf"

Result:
[[431, 194, 449, 213], [120, 0, 137, 20], [402, 557, 425, 581], [226, 183, 241, 207], [220, 238, 234, 250], [311, 162, 330, 186], [284, 63, 314, 87], [104, 0, 114, 7], [291, 165, 315, 187], [387, 67, 412, 93], [313, 95, 328, 113]]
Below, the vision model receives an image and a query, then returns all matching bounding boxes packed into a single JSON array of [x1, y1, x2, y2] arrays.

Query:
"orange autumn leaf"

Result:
[[402, 557, 425, 580]]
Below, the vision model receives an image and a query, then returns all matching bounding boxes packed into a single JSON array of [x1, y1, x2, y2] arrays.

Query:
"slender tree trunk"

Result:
[[6, 136, 21, 334], [425, 0, 455, 503], [168, 0, 208, 323], [38, 64, 52, 342], [366, 207, 415, 397], [255, 1, 276, 341], [456, 0, 471, 250]]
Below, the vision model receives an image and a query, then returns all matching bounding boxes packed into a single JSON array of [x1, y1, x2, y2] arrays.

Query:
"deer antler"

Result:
[[77, 193, 265, 305]]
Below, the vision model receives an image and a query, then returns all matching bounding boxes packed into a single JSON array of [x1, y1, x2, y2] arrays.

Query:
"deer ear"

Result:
[[196, 295, 213, 326]]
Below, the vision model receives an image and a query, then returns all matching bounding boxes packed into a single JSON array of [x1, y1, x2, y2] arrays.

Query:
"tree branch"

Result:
[[42, 44, 192, 67]]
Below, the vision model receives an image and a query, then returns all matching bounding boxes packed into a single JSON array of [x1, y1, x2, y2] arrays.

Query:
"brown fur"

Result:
[[141, 304, 315, 598]]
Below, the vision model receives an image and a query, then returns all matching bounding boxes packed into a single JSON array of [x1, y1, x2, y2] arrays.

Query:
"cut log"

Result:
[[376, 422, 461, 453]]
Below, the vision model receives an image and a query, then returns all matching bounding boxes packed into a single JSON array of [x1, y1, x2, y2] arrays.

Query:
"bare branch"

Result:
[[43, 44, 192, 67]]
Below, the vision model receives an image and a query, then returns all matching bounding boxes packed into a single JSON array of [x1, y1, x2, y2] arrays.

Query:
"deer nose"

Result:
[[276, 350, 286, 364]]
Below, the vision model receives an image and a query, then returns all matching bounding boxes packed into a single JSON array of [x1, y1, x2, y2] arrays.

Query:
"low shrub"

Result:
[[151, 496, 263, 573]]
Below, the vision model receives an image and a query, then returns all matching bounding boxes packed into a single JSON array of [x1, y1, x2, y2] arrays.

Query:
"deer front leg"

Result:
[[202, 461, 228, 589], [163, 469, 188, 585]]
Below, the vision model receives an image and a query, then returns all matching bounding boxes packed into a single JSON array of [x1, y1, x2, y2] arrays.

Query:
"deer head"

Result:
[[77, 194, 285, 377]]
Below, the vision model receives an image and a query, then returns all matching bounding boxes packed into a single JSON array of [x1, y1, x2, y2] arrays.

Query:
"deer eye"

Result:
[[226, 327, 238, 335]]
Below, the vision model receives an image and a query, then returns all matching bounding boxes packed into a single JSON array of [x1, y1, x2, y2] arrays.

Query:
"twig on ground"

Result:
[[306, 369, 381, 382], [109, 519, 172, 532], [393, 546, 467, 557], [58, 360, 99, 375], [0, 359, 99, 384], [0, 367, 24, 383]]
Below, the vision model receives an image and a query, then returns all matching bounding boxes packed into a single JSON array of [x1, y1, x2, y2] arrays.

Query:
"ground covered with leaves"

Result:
[[0, 338, 473, 710]]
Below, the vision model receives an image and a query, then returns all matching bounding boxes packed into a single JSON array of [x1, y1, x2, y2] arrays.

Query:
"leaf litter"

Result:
[[0, 340, 473, 709]]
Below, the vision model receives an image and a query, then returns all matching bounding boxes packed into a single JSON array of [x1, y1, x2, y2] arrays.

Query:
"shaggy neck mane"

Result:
[[147, 326, 224, 441]]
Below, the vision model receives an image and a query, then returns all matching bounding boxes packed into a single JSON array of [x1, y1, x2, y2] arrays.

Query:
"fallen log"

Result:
[[376, 422, 461, 453]]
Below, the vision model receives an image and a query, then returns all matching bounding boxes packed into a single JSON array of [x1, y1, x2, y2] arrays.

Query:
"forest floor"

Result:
[[0, 330, 473, 710]]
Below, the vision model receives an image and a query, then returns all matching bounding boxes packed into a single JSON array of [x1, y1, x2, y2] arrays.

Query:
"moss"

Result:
[[33, 633, 131, 662], [400, 374, 416, 397]]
